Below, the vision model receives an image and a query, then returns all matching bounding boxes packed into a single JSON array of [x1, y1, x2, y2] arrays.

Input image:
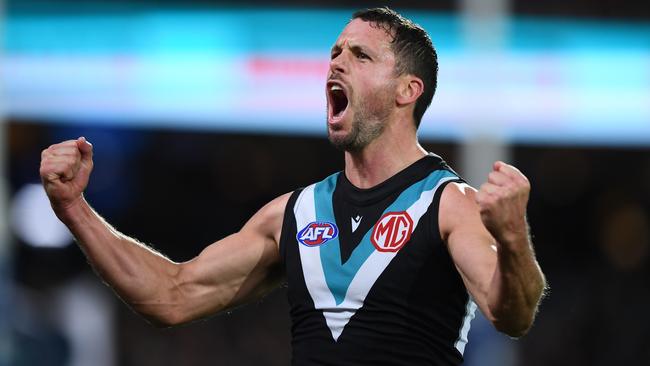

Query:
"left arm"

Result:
[[440, 161, 546, 337]]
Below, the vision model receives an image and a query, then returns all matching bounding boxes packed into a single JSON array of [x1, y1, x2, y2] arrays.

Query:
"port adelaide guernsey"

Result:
[[279, 154, 478, 366]]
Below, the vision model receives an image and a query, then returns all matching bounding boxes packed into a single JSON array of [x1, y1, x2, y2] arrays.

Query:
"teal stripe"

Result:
[[382, 170, 457, 214], [314, 169, 458, 305]]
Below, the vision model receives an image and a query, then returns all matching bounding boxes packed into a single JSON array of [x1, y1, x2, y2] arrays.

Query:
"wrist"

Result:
[[494, 219, 530, 251], [52, 195, 89, 225]]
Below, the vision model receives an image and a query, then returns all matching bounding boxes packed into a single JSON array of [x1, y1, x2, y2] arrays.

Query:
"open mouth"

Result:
[[328, 83, 349, 121]]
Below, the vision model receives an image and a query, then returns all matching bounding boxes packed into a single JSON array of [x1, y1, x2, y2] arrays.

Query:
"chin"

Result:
[[327, 131, 351, 151]]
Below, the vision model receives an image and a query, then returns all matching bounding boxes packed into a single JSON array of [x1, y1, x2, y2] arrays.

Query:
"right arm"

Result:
[[40, 137, 288, 327]]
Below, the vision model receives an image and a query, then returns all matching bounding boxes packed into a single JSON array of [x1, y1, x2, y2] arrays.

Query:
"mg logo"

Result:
[[371, 211, 414, 252]]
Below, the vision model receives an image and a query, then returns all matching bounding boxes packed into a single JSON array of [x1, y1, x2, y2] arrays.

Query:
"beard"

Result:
[[327, 90, 392, 152]]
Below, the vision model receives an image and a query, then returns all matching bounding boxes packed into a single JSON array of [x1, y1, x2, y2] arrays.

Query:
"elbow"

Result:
[[487, 303, 538, 338], [145, 316, 176, 329], [490, 280, 548, 338], [143, 302, 229, 328], [129, 287, 192, 328], [139, 305, 190, 328], [136, 267, 194, 328], [149, 316, 183, 329], [490, 309, 537, 338], [494, 319, 533, 338]]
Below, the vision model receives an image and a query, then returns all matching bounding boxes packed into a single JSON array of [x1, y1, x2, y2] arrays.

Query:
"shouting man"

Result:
[[40, 7, 546, 365]]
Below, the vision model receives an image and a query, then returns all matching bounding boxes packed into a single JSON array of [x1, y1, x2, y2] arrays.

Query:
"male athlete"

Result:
[[40, 7, 546, 365]]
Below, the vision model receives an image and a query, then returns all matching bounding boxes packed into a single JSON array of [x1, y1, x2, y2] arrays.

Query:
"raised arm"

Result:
[[40, 137, 288, 327], [440, 161, 546, 337]]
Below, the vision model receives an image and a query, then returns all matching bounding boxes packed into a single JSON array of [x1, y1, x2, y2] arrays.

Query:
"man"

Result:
[[40, 7, 546, 366]]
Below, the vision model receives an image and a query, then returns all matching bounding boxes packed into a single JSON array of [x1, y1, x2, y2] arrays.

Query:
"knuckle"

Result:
[[517, 172, 529, 183], [39, 162, 52, 173], [40, 167, 56, 181], [515, 180, 529, 192]]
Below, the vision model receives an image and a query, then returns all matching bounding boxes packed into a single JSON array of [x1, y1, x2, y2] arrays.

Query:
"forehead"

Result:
[[334, 18, 394, 52]]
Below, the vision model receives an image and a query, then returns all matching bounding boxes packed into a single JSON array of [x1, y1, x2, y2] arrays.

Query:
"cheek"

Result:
[[352, 70, 397, 107], [369, 80, 396, 105]]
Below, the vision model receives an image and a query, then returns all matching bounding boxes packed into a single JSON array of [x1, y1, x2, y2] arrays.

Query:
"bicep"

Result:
[[173, 193, 289, 323], [440, 183, 497, 321]]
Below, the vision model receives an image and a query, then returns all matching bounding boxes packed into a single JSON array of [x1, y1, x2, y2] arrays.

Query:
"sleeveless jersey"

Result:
[[279, 154, 477, 365]]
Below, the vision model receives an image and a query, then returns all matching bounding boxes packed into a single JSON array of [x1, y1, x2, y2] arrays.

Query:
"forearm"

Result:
[[56, 197, 182, 324], [487, 230, 546, 337]]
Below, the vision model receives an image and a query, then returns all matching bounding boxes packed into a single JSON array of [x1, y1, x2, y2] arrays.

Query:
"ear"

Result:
[[395, 75, 424, 107]]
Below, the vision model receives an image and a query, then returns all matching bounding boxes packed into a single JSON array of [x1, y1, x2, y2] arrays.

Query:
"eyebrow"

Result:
[[330, 43, 373, 57]]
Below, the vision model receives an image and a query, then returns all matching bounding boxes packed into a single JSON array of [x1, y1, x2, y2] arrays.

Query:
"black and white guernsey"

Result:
[[279, 154, 477, 365]]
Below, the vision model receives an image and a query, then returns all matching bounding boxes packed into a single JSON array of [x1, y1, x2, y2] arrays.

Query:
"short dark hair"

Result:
[[352, 7, 438, 128]]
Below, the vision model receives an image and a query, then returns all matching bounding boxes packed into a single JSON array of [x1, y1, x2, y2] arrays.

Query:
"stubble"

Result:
[[328, 88, 393, 152]]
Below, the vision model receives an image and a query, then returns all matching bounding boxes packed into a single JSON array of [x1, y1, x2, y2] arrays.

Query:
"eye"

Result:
[[330, 50, 341, 60], [357, 52, 370, 60]]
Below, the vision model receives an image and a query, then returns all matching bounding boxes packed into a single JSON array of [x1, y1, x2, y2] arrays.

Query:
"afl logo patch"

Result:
[[297, 221, 339, 247], [371, 211, 413, 252]]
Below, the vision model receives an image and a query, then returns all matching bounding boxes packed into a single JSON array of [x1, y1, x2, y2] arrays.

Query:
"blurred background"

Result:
[[1, 0, 649, 365]]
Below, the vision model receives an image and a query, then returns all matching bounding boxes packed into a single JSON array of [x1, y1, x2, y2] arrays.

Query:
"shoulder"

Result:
[[438, 181, 483, 242], [243, 192, 294, 245], [255, 191, 294, 224], [263, 191, 294, 216]]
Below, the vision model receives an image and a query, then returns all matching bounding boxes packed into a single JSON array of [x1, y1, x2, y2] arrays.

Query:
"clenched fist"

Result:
[[40, 137, 94, 214], [476, 161, 530, 246]]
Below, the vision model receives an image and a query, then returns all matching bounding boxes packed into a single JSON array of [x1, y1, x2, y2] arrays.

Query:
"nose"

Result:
[[329, 52, 347, 75]]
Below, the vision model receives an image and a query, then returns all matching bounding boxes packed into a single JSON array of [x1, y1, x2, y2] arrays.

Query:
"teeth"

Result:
[[330, 85, 343, 91]]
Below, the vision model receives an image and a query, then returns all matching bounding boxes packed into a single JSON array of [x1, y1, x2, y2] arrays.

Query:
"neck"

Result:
[[344, 124, 426, 189]]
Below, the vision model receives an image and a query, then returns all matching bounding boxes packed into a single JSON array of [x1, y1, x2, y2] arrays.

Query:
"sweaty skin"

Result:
[[40, 18, 545, 336]]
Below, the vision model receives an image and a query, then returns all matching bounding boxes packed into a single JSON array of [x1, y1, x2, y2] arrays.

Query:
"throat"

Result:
[[345, 143, 428, 189]]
